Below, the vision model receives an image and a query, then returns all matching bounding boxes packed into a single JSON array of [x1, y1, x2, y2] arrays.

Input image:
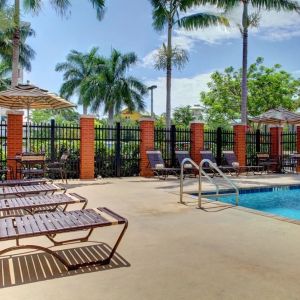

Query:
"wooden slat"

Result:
[[0, 208, 126, 241]]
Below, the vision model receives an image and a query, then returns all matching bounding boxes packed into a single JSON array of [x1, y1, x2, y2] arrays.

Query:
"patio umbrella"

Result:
[[0, 84, 76, 150], [250, 107, 300, 125]]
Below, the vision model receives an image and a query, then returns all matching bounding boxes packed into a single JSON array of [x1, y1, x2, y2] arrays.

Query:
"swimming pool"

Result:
[[195, 185, 300, 221]]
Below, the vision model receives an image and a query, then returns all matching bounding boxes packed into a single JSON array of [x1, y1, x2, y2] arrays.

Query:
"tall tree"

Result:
[[11, 0, 106, 87], [204, 0, 300, 124], [0, 1, 13, 32], [150, 0, 228, 128], [0, 60, 10, 90], [200, 58, 300, 128], [55, 47, 105, 114], [82, 49, 147, 126], [0, 21, 35, 72]]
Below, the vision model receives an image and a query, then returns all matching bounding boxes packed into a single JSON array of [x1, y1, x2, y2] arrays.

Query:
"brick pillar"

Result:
[[270, 126, 283, 158], [190, 121, 204, 164], [7, 110, 24, 179], [140, 118, 154, 177], [80, 115, 95, 180], [233, 124, 247, 166]]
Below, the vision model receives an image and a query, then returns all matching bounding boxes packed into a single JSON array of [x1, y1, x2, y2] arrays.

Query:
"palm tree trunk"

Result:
[[241, 1, 248, 124], [108, 107, 114, 140], [166, 21, 172, 129], [108, 107, 114, 126], [11, 0, 20, 87], [83, 105, 88, 115]]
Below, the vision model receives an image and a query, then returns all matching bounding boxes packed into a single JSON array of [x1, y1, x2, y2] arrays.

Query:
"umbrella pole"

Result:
[[27, 106, 30, 152]]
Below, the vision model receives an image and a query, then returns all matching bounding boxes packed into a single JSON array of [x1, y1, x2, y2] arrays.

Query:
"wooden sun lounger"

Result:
[[0, 193, 87, 216], [0, 207, 128, 271], [0, 183, 65, 198], [0, 178, 49, 187]]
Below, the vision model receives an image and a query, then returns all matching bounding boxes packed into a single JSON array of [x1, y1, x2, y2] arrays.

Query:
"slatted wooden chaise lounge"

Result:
[[0, 183, 65, 198], [0, 193, 87, 216], [0, 178, 49, 187], [0, 207, 128, 270]]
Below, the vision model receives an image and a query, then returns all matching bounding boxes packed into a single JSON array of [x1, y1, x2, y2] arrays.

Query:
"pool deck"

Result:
[[1, 174, 300, 299]]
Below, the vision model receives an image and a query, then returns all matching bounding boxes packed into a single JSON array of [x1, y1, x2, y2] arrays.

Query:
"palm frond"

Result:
[[178, 13, 229, 30], [251, 0, 300, 12]]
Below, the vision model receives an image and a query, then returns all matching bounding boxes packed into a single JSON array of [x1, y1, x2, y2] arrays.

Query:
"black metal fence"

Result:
[[0, 121, 6, 166], [154, 125, 191, 167], [23, 120, 80, 178], [3, 120, 300, 177], [204, 128, 235, 164], [246, 130, 271, 165], [281, 131, 296, 155], [95, 123, 140, 177]]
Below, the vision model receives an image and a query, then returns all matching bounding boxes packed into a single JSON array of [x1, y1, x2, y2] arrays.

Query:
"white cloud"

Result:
[[145, 72, 212, 115], [142, 4, 300, 67]]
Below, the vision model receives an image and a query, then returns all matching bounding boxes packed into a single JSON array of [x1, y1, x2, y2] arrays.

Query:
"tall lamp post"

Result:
[[148, 85, 157, 118]]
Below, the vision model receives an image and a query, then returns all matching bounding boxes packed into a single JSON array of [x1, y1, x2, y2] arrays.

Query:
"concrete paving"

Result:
[[1, 174, 300, 299]]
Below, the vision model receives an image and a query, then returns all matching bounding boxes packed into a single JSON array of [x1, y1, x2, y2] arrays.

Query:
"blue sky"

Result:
[[20, 0, 300, 116]]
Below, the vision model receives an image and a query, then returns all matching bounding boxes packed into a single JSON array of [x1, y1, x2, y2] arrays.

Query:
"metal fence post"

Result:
[[116, 122, 121, 177], [170, 125, 176, 167], [256, 129, 261, 154], [216, 127, 222, 165], [50, 119, 55, 162]]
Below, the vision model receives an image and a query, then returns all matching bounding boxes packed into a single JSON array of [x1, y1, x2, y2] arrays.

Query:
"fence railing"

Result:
[[23, 120, 80, 178], [1, 120, 300, 177], [204, 128, 234, 165], [154, 125, 191, 167], [0, 121, 6, 166], [246, 130, 271, 165], [95, 123, 140, 177], [281, 131, 296, 155]]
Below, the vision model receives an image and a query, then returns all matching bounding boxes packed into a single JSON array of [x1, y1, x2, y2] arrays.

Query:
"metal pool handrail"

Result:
[[179, 158, 239, 208], [199, 159, 239, 208]]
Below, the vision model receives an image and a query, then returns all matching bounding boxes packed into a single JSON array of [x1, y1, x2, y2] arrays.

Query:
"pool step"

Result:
[[202, 192, 238, 198]]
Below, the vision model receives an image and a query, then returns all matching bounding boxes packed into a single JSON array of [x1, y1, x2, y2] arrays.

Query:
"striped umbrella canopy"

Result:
[[250, 107, 300, 125], [0, 84, 75, 110], [0, 84, 76, 151]]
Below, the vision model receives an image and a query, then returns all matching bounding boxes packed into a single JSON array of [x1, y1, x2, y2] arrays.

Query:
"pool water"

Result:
[[200, 185, 300, 221]]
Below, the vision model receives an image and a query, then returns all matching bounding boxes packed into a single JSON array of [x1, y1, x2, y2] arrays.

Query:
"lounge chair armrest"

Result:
[[98, 207, 127, 224], [69, 192, 88, 203], [53, 183, 67, 193]]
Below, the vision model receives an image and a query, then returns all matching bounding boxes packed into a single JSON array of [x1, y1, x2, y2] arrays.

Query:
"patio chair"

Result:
[[146, 150, 180, 180], [199, 150, 221, 176], [222, 151, 263, 176], [18, 153, 46, 179], [0, 178, 49, 187], [46, 152, 69, 183], [0, 207, 128, 271], [175, 150, 197, 177], [0, 183, 65, 198], [281, 152, 300, 173], [257, 153, 279, 173], [0, 193, 87, 217], [0, 162, 13, 180]]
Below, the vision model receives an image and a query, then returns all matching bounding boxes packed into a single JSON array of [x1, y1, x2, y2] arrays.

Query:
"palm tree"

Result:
[[11, 0, 106, 87], [205, 0, 300, 124], [0, 1, 13, 32], [0, 60, 10, 90], [150, 0, 228, 128], [55, 47, 105, 115], [0, 21, 35, 72], [154, 43, 189, 71], [82, 49, 148, 126]]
